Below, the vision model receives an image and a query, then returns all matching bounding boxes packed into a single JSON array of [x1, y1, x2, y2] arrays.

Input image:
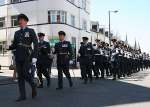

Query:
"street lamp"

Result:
[[108, 10, 119, 45]]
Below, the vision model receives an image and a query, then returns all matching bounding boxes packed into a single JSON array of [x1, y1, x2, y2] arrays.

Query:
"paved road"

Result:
[[0, 69, 150, 107]]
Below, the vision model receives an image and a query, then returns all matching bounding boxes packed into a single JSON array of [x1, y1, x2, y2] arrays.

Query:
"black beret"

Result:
[[82, 37, 88, 40], [95, 39, 100, 42], [111, 38, 117, 42], [80, 42, 84, 45], [18, 14, 29, 22], [58, 31, 66, 36], [93, 44, 96, 46], [101, 41, 105, 44], [105, 43, 109, 46], [38, 33, 45, 37]]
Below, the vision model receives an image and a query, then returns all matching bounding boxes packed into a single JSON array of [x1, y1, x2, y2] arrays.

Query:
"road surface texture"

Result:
[[0, 69, 150, 107]]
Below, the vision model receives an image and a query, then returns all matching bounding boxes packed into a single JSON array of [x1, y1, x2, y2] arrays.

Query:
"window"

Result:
[[0, 17, 5, 28], [0, 41, 7, 55], [48, 10, 67, 24], [71, 15, 75, 27], [11, 0, 21, 3], [82, 0, 86, 9], [0, 0, 5, 5], [82, 20, 87, 30], [11, 15, 18, 27], [69, 0, 75, 4]]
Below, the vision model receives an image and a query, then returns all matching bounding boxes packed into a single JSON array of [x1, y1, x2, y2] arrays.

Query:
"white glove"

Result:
[[93, 62, 95, 65], [32, 58, 37, 65], [69, 60, 74, 65], [77, 54, 81, 57]]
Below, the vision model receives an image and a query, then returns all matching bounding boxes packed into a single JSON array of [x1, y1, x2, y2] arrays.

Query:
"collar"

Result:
[[20, 26, 27, 31], [60, 40, 65, 43], [40, 40, 44, 44]]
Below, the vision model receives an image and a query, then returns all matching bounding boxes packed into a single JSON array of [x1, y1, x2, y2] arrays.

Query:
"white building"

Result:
[[0, 0, 90, 52], [0, 0, 110, 66], [0, 0, 91, 56], [90, 21, 109, 44]]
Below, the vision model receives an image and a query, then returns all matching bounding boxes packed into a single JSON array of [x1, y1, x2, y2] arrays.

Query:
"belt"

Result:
[[94, 54, 101, 56], [58, 53, 68, 55], [84, 55, 92, 57], [18, 43, 31, 48]]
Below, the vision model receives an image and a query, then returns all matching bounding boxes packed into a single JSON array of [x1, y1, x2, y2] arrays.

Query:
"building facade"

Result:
[[90, 21, 109, 44], [0, 0, 110, 66], [0, 0, 91, 56]]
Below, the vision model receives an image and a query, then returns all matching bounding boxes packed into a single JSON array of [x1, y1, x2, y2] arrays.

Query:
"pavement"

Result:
[[0, 69, 150, 107]]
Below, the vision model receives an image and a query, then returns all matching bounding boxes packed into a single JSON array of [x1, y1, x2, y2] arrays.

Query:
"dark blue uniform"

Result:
[[37, 41, 52, 87], [110, 45, 120, 80], [9, 27, 38, 99], [79, 42, 94, 83], [54, 41, 73, 89]]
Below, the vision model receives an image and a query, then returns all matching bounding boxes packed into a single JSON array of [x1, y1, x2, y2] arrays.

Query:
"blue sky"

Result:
[[91, 0, 150, 53], [0, 0, 149, 52]]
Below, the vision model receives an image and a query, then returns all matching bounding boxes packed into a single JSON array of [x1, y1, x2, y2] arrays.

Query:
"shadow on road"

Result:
[[0, 74, 150, 107]]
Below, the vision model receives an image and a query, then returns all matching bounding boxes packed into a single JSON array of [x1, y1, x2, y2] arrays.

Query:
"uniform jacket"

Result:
[[54, 41, 73, 66], [79, 42, 94, 63], [37, 41, 52, 67], [9, 27, 38, 62]]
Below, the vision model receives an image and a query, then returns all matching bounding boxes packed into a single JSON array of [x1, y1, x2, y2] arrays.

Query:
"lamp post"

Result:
[[108, 10, 119, 45]]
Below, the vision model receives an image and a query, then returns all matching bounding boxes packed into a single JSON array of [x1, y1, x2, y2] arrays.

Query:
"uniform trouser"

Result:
[[111, 61, 119, 79], [57, 65, 72, 88], [100, 64, 105, 78], [79, 62, 84, 79], [48, 59, 53, 75], [95, 62, 105, 78], [37, 65, 50, 85], [120, 62, 125, 76], [104, 61, 110, 76], [16, 61, 36, 98], [92, 64, 99, 77], [80, 62, 93, 82]]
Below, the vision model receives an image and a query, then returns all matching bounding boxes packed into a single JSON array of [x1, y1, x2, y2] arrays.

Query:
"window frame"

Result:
[[0, 17, 5, 28], [48, 10, 67, 24], [11, 0, 21, 3], [70, 14, 75, 27], [11, 15, 19, 27]]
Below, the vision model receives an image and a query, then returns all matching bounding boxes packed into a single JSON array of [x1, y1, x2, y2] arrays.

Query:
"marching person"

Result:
[[92, 43, 100, 79], [104, 43, 111, 77], [54, 31, 73, 90], [99, 41, 106, 79], [93, 39, 101, 79], [36, 33, 51, 88], [8, 14, 38, 101], [77, 42, 84, 80], [79, 37, 94, 84], [110, 39, 120, 80]]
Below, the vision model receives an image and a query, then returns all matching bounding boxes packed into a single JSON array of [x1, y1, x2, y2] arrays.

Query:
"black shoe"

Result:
[[90, 78, 93, 83], [123, 74, 126, 77], [56, 87, 63, 90], [112, 78, 116, 80], [32, 87, 37, 99], [95, 77, 99, 80], [37, 84, 43, 88], [80, 77, 83, 80], [16, 97, 26, 102]]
